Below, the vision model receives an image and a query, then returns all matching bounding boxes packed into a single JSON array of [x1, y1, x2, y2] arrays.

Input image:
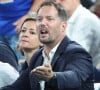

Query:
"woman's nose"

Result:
[[22, 30, 30, 36]]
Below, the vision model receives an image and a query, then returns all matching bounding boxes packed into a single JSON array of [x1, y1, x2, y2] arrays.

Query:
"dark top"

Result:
[[0, 41, 18, 70], [21, 61, 28, 71]]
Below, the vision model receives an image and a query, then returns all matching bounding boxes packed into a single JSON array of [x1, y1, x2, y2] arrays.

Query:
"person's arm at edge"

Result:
[[14, 0, 44, 33], [0, 69, 30, 90]]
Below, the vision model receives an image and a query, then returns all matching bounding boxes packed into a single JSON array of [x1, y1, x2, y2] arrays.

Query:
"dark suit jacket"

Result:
[[0, 36, 94, 90], [93, 67, 100, 83], [0, 41, 18, 70]]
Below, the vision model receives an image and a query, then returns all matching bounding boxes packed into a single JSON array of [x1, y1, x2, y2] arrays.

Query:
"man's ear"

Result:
[[61, 21, 67, 32]]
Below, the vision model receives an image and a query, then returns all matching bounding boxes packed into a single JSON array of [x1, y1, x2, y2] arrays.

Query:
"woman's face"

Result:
[[19, 20, 41, 50]]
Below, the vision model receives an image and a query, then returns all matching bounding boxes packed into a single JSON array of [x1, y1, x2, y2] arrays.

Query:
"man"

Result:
[[51, 0, 100, 68], [0, 1, 94, 90]]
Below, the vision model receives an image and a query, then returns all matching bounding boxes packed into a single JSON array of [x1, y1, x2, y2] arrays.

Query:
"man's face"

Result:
[[36, 6, 65, 44]]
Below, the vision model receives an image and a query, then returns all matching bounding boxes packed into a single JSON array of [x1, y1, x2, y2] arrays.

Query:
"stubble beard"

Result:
[[39, 36, 54, 45]]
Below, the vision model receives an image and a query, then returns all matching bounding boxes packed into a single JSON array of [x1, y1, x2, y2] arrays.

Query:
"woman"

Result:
[[17, 18, 42, 71], [0, 18, 42, 89]]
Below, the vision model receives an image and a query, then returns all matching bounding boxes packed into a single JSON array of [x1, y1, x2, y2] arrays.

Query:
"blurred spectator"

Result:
[[80, 0, 95, 9], [0, 41, 19, 88], [0, 0, 44, 60], [0, 41, 18, 70], [0, 61, 19, 88], [90, 1, 100, 18], [94, 83, 100, 90]]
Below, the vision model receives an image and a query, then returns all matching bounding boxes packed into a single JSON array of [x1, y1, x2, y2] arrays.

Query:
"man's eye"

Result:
[[48, 18, 54, 21], [30, 31, 36, 34]]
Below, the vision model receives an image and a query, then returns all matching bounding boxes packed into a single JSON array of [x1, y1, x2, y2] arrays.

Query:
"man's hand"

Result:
[[31, 64, 54, 81]]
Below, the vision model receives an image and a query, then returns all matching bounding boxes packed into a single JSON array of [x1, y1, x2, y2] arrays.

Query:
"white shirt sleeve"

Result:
[[0, 61, 19, 88]]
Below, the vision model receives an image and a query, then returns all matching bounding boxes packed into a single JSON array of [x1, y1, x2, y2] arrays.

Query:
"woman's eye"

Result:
[[30, 31, 36, 34], [21, 29, 25, 32]]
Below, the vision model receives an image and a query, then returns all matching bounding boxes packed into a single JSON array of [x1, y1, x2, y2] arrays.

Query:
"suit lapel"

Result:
[[51, 36, 70, 69], [35, 55, 43, 67]]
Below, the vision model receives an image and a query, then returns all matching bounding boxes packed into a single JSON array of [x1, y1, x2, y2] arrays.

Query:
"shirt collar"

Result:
[[42, 42, 60, 64]]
